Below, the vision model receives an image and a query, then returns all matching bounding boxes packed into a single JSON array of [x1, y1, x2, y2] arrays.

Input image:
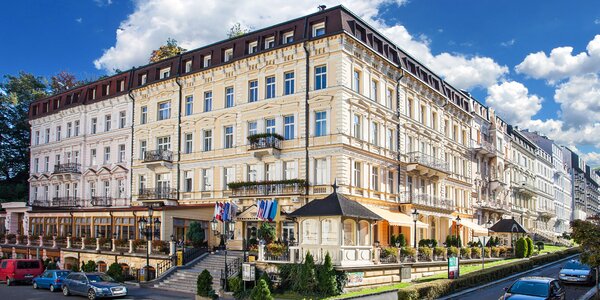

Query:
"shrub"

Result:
[[114, 239, 128, 248], [70, 263, 80, 272], [277, 264, 301, 292], [98, 237, 110, 246], [132, 239, 146, 250], [259, 271, 273, 291], [535, 241, 545, 251], [84, 237, 96, 246], [317, 252, 337, 296], [483, 247, 491, 258], [46, 261, 58, 270], [107, 262, 124, 282], [460, 247, 471, 259], [525, 237, 534, 257], [418, 247, 433, 261], [266, 243, 286, 256], [418, 239, 437, 248], [82, 260, 97, 272], [471, 247, 482, 258], [250, 278, 273, 300], [447, 246, 459, 257], [299, 252, 317, 291], [197, 269, 217, 299], [491, 246, 500, 257], [382, 247, 398, 260], [433, 247, 446, 258], [515, 237, 527, 258], [396, 233, 407, 247], [401, 247, 417, 257], [186, 221, 206, 247], [257, 223, 276, 244]]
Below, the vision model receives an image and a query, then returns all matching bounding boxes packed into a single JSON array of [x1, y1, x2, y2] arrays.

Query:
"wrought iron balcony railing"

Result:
[[91, 196, 113, 207], [53, 163, 81, 174], [229, 180, 306, 197], [248, 133, 283, 150], [138, 187, 177, 200], [406, 151, 449, 173], [399, 192, 455, 211], [472, 140, 495, 153], [143, 150, 173, 163], [32, 197, 81, 208]]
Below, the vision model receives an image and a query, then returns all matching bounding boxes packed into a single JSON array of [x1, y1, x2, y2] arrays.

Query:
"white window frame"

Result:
[[312, 22, 325, 37], [159, 67, 171, 79], [224, 48, 234, 62]]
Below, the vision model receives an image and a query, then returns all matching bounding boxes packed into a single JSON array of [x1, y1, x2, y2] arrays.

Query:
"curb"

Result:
[[438, 253, 580, 300], [579, 285, 599, 300]]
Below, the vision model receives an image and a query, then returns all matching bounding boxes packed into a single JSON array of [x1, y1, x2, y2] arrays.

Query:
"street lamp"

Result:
[[455, 216, 461, 250], [211, 217, 236, 291], [138, 206, 158, 282], [411, 209, 419, 249]]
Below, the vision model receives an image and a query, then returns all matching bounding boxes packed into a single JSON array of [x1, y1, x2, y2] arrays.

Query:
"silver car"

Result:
[[559, 260, 595, 285], [62, 272, 127, 300]]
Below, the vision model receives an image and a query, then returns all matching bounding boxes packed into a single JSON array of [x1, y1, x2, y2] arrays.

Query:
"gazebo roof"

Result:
[[489, 217, 528, 234], [288, 192, 381, 220]]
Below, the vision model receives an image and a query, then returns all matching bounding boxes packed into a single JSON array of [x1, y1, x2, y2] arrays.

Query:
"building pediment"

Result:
[[83, 168, 97, 177]]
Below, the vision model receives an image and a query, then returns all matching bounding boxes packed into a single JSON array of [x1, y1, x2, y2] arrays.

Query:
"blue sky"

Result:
[[2, 0, 600, 165]]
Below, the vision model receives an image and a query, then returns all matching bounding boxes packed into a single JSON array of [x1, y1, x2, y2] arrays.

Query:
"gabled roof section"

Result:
[[288, 192, 381, 220], [489, 217, 527, 234]]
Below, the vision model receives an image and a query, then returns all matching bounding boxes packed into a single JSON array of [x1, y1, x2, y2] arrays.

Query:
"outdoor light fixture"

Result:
[[412, 209, 419, 248]]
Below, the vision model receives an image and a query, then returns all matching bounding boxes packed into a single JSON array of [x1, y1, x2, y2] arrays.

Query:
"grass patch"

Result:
[[416, 258, 520, 283], [540, 244, 567, 254], [324, 282, 411, 299]]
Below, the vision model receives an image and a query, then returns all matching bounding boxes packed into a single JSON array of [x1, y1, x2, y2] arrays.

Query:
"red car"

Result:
[[0, 259, 45, 285]]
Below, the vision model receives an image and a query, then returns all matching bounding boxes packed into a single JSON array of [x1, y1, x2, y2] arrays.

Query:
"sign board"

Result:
[[176, 250, 183, 266], [474, 236, 490, 247], [448, 256, 459, 279], [242, 263, 255, 282], [346, 272, 364, 286]]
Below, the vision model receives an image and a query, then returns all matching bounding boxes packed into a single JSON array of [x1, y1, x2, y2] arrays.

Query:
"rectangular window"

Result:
[[103, 146, 110, 164], [224, 48, 233, 62], [387, 128, 394, 151], [265, 118, 276, 134], [140, 106, 147, 124], [388, 170, 394, 194], [203, 130, 212, 151], [284, 72, 295, 95], [119, 111, 126, 128], [353, 114, 361, 139], [283, 31, 294, 44], [315, 111, 327, 137], [185, 60, 192, 73], [265, 37, 275, 49], [371, 121, 378, 146], [158, 101, 171, 120], [105, 114, 111, 131], [185, 96, 193, 116], [265, 163, 275, 181], [315, 158, 327, 185], [224, 167, 234, 190], [141, 74, 147, 85], [157, 136, 171, 151], [185, 133, 193, 154], [201, 169, 212, 191], [184, 171, 193, 192], [159, 67, 170, 79], [90, 149, 97, 165], [249, 80, 258, 102], [265, 76, 276, 99], [56, 126, 61, 141], [386, 89, 393, 109], [248, 121, 257, 136], [203, 55, 211, 67], [139, 140, 147, 159], [45, 128, 50, 143], [34, 158, 39, 173], [138, 175, 146, 191], [371, 166, 379, 191], [284, 161, 296, 180], [44, 156, 49, 172], [34, 130, 40, 145], [91, 118, 97, 134], [66, 123, 72, 138], [315, 66, 327, 90], [248, 41, 258, 54], [353, 70, 360, 93], [284, 115, 295, 140], [204, 91, 212, 112], [353, 161, 361, 187], [371, 80, 378, 101], [118, 144, 126, 163], [225, 87, 234, 108], [312, 22, 325, 37], [224, 126, 234, 149], [74, 120, 80, 136]]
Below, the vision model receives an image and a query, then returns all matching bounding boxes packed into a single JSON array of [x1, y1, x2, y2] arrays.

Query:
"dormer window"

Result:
[[159, 67, 170, 79], [141, 74, 147, 85], [224, 48, 234, 62], [265, 36, 275, 49], [185, 60, 192, 73], [248, 41, 258, 54], [204, 55, 211, 67], [103, 84, 110, 96], [283, 31, 294, 44], [312, 22, 325, 37], [118, 79, 125, 92], [92, 88, 96, 100]]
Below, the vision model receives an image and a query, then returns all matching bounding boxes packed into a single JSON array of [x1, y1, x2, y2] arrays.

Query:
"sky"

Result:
[[1, 0, 600, 166]]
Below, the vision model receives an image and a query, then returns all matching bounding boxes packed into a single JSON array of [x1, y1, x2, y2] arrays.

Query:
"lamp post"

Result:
[[411, 209, 419, 249], [138, 206, 160, 282], [211, 217, 236, 291], [455, 216, 461, 250]]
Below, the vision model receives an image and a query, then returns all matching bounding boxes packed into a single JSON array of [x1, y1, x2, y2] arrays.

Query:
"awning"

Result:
[[460, 219, 489, 235], [364, 205, 428, 228]]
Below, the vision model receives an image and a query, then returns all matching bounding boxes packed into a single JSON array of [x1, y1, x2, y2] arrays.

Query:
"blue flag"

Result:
[[268, 200, 278, 221]]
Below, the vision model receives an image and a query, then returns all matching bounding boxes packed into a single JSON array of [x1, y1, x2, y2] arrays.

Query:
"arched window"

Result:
[[343, 219, 356, 246], [358, 221, 370, 246], [302, 219, 318, 244], [321, 218, 339, 245]]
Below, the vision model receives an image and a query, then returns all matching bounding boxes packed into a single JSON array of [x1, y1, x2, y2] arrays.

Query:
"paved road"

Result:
[[0, 282, 195, 300], [446, 257, 592, 300]]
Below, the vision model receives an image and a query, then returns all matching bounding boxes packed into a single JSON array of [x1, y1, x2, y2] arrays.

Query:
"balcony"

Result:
[[229, 180, 306, 197], [406, 151, 449, 179], [472, 140, 496, 157], [247, 133, 282, 159], [399, 192, 455, 212], [538, 207, 556, 219], [90, 196, 131, 207], [475, 200, 511, 214], [53, 163, 81, 174], [138, 187, 177, 201], [142, 150, 173, 169], [32, 197, 81, 208], [516, 181, 536, 197], [489, 174, 508, 192]]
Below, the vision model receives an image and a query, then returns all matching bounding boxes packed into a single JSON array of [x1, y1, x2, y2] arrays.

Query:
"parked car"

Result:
[[62, 272, 127, 300], [0, 259, 44, 286], [502, 277, 565, 300], [559, 259, 595, 285], [33, 269, 71, 292]]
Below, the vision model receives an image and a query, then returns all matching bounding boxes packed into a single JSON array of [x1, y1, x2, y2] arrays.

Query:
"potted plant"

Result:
[[400, 247, 416, 262], [447, 246, 459, 257], [470, 247, 481, 259], [418, 247, 433, 261], [460, 247, 471, 259], [433, 246, 446, 260], [132, 239, 146, 251]]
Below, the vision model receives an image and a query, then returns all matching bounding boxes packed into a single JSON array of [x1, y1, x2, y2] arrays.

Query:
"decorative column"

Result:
[[15, 234, 20, 245], [147, 240, 152, 255], [169, 240, 175, 256], [38, 235, 43, 247], [258, 244, 265, 261], [128, 239, 134, 253], [52, 235, 57, 248], [26, 235, 31, 246], [111, 238, 117, 252], [81, 237, 86, 250], [96, 237, 101, 251], [66, 236, 71, 249]]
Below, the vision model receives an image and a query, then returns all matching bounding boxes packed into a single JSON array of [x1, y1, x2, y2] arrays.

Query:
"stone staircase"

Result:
[[153, 251, 244, 294]]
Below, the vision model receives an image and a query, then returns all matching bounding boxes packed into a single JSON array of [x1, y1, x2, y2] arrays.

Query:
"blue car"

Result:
[[32, 270, 71, 292], [62, 272, 127, 300]]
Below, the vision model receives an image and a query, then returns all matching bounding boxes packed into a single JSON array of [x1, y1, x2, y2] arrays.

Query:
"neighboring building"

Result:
[[507, 126, 538, 230], [563, 148, 600, 221]]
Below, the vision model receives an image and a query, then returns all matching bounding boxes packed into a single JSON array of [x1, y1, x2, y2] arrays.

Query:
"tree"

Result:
[[257, 222, 276, 244], [525, 237, 533, 257], [186, 221, 206, 247], [196, 269, 217, 299], [571, 219, 600, 297], [227, 23, 250, 38], [250, 278, 273, 300], [106, 262, 124, 282], [82, 260, 97, 272], [298, 251, 317, 292], [50, 71, 80, 94], [515, 237, 527, 258], [0, 72, 47, 198], [149, 38, 186, 63], [317, 252, 337, 296], [397, 233, 407, 247]]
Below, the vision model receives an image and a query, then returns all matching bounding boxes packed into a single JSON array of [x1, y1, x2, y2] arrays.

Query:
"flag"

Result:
[[217, 202, 224, 221], [257, 200, 265, 219], [213, 202, 219, 219], [223, 202, 229, 221], [268, 200, 278, 222], [230, 202, 238, 221], [264, 200, 273, 220]]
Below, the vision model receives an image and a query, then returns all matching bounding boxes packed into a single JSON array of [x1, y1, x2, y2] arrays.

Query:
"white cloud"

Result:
[[75, 18, 83, 23], [515, 34, 600, 83], [501, 39, 515, 47], [553, 73, 600, 128], [485, 81, 543, 126], [94, 0, 113, 7], [93, 0, 506, 90], [595, 18, 600, 25], [582, 152, 600, 167]]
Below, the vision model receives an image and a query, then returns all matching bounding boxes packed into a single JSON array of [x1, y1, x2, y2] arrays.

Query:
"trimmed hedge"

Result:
[[398, 247, 580, 300]]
